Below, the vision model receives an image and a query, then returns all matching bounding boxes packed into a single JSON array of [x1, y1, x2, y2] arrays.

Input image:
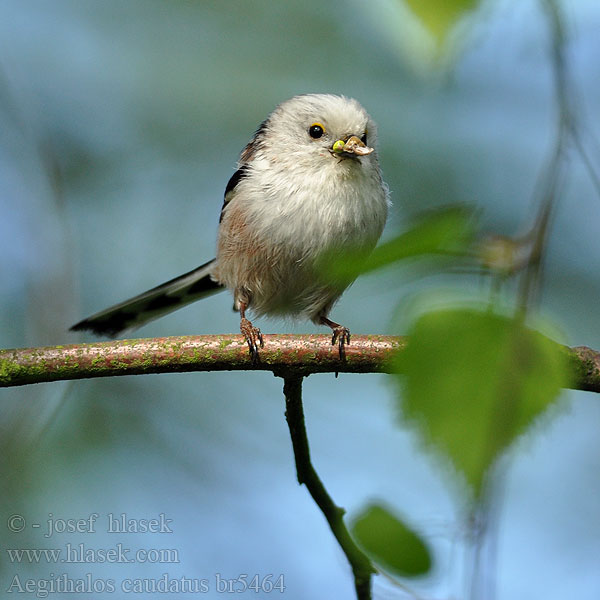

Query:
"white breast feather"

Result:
[[213, 94, 390, 322]]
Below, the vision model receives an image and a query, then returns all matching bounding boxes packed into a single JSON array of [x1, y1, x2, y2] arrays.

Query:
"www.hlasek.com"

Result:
[[6, 543, 178, 564], [6, 573, 286, 596]]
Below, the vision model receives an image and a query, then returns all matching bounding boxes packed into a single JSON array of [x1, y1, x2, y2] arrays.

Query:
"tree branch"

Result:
[[283, 376, 376, 600], [0, 335, 403, 387], [1, 334, 599, 392]]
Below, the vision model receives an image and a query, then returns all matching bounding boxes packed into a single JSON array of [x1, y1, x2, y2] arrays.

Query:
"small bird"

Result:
[[71, 94, 389, 359]]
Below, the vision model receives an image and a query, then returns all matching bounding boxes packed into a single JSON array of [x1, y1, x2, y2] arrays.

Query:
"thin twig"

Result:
[[479, 4, 576, 599], [282, 375, 376, 600], [517, 0, 571, 313]]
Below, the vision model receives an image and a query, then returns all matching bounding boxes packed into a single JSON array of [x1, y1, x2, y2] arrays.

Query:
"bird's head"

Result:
[[240, 94, 378, 167]]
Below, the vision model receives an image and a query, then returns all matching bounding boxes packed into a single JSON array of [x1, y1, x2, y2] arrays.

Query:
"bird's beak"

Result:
[[332, 135, 374, 156]]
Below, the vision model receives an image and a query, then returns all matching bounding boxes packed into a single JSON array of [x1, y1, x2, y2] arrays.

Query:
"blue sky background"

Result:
[[1, 1, 599, 598]]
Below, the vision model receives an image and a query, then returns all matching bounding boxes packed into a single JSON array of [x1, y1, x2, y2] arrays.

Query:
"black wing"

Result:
[[219, 166, 249, 222], [218, 118, 269, 222]]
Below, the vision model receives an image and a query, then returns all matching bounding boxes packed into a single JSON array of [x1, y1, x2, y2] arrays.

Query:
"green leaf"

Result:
[[395, 309, 569, 498], [351, 504, 432, 577], [403, 0, 481, 47], [326, 205, 474, 284], [364, 205, 474, 271]]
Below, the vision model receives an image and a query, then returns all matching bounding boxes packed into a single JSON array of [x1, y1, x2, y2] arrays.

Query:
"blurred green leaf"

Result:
[[365, 206, 474, 271], [351, 503, 432, 577], [326, 205, 474, 284], [395, 309, 569, 497], [403, 0, 481, 46]]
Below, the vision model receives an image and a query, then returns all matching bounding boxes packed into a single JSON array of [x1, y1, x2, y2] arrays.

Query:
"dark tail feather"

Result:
[[70, 259, 224, 336]]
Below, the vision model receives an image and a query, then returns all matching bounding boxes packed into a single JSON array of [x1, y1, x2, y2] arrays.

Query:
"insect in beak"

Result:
[[332, 135, 373, 156]]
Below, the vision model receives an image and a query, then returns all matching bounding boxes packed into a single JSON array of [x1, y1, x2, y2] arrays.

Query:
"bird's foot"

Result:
[[331, 326, 351, 360], [240, 317, 264, 363], [319, 316, 351, 360]]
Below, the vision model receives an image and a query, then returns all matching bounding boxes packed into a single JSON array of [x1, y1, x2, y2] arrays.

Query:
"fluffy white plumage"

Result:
[[71, 94, 389, 358], [213, 94, 389, 322]]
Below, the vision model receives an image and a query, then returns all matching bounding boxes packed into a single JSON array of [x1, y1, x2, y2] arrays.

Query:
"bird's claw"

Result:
[[331, 326, 351, 360], [240, 317, 264, 363]]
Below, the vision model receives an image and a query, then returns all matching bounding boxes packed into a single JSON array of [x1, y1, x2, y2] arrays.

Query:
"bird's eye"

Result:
[[308, 123, 325, 139], [361, 132, 368, 145]]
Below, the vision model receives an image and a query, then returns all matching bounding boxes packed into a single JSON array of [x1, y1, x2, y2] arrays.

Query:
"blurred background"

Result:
[[1, 0, 599, 598]]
